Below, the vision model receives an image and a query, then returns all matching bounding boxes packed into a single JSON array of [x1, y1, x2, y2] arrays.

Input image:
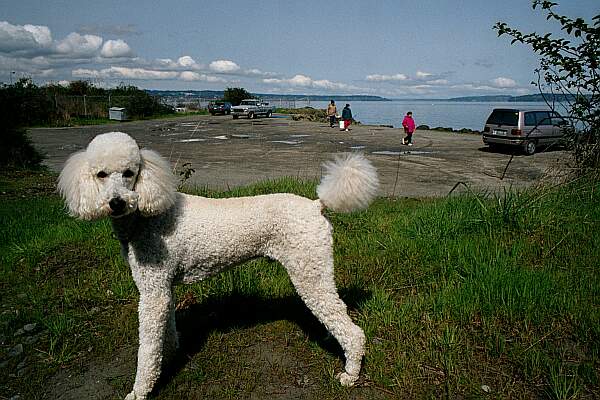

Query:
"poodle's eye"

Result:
[[123, 169, 135, 178], [96, 171, 108, 179]]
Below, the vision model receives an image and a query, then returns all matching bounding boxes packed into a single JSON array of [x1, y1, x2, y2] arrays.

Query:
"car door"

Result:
[[523, 111, 538, 139], [549, 112, 566, 139], [534, 111, 553, 145]]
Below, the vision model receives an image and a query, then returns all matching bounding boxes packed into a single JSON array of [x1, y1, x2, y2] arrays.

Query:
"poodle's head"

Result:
[[58, 132, 177, 220]]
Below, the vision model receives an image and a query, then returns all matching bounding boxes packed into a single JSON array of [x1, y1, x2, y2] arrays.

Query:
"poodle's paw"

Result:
[[336, 371, 359, 386], [125, 391, 145, 400]]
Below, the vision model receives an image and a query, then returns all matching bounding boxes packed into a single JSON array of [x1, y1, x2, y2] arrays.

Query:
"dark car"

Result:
[[208, 101, 232, 115]]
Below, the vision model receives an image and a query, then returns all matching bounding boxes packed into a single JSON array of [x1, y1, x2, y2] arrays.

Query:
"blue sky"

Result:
[[1, 0, 597, 98]]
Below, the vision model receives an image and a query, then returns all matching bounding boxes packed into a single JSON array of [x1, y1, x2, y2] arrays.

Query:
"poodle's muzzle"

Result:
[[101, 173, 140, 218], [109, 197, 127, 216]]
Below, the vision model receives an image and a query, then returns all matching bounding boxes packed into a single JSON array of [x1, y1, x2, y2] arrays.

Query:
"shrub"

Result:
[[495, 1, 600, 175], [0, 127, 44, 168], [223, 87, 252, 106]]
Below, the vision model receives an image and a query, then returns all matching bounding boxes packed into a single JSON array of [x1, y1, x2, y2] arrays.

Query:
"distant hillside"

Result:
[[146, 89, 389, 102], [447, 93, 578, 102]]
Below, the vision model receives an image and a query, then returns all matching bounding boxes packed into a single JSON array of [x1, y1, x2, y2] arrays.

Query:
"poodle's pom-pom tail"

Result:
[[317, 153, 379, 213]]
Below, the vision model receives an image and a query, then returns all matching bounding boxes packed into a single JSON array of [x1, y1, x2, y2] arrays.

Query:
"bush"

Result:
[[0, 127, 44, 168], [0, 79, 174, 168], [223, 87, 252, 106], [495, 1, 600, 175]]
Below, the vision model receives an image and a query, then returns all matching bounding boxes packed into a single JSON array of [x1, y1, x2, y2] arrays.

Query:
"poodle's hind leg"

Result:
[[279, 246, 365, 386]]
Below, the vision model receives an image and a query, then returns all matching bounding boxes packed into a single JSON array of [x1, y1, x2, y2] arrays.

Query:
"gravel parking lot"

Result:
[[28, 114, 566, 197]]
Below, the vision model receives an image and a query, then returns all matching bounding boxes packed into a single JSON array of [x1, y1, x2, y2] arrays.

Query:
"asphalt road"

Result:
[[28, 114, 566, 198]]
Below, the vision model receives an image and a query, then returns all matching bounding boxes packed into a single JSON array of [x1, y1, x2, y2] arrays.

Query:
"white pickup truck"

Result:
[[231, 99, 274, 119]]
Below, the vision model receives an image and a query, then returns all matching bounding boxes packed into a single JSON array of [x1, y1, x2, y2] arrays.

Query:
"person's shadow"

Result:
[[153, 284, 372, 395]]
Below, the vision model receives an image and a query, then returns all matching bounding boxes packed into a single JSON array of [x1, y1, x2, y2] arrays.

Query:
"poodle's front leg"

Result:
[[125, 291, 172, 400], [164, 296, 179, 360]]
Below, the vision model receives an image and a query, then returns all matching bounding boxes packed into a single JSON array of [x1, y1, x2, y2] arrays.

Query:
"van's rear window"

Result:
[[486, 110, 519, 125]]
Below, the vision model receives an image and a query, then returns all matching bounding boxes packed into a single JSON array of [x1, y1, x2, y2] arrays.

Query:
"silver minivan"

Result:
[[482, 108, 566, 155]]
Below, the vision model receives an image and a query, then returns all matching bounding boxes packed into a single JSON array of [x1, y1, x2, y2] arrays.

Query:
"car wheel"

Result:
[[266, 110, 272, 118], [248, 112, 254, 119], [227, 110, 231, 115], [232, 115, 238, 119], [524, 140, 537, 155]]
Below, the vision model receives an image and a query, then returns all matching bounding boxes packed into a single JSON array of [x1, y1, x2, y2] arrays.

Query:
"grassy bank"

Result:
[[1, 171, 599, 399]]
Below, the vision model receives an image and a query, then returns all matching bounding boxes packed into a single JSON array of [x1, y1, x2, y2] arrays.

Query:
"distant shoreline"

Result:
[[148, 89, 574, 103]]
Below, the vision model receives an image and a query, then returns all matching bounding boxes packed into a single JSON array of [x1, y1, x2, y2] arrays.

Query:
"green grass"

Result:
[[1, 170, 599, 399]]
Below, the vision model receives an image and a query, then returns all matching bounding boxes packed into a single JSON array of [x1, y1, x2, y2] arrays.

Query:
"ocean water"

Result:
[[288, 100, 554, 131]]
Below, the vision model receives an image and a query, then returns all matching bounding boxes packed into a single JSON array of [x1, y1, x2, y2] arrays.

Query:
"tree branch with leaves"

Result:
[[494, 1, 600, 173]]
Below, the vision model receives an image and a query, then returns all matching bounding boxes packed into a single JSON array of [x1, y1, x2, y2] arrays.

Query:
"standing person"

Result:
[[326, 100, 337, 128], [341, 103, 352, 132], [402, 111, 416, 146]]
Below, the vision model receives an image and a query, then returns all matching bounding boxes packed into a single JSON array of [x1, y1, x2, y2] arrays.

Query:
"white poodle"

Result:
[[58, 132, 379, 400]]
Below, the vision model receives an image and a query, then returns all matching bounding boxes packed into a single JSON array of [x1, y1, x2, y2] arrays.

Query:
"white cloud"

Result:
[[179, 71, 200, 81], [209, 59, 240, 73], [72, 66, 228, 83], [55, 32, 102, 56], [451, 83, 498, 92], [416, 71, 433, 79], [366, 73, 408, 82], [179, 71, 225, 82], [491, 77, 517, 88], [73, 66, 178, 80], [72, 68, 101, 78], [0, 21, 52, 52], [426, 79, 449, 85], [313, 79, 349, 90], [177, 55, 197, 67], [263, 74, 351, 91], [289, 74, 312, 86], [157, 58, 175, 66], [24, 24, 53, 47], [100, 39, 132, 58], [106, 66, 178, 80], [244, 68, 277, 77]]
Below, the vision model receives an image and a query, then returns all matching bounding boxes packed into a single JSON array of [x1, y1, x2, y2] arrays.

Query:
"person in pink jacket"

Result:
[[402, 111, 416, 146]]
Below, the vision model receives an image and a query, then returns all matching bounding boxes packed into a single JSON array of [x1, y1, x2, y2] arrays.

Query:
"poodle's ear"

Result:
[[135, 149, 177, 216], [57, 150, 100, 220]]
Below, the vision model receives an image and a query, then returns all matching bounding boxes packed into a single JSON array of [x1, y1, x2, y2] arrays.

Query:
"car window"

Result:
[[549, 112, 564, 126], [524, 112, 536, 126], [535, 111, 552, 126], [486, 110, 518, 125]]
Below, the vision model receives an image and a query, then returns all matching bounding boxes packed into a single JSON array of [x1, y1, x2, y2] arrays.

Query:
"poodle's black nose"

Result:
[[109, 198, 126, 214]]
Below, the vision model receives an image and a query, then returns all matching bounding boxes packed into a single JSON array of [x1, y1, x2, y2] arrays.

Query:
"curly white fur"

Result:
[[58, 132, 379, 400], [317, 153, 379, 212]]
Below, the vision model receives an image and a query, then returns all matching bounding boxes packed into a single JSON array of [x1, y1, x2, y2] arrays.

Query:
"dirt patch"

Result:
[[27, 115, 566, 198], [44, 346, 136, 400], [43, 305, 391, 400]]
